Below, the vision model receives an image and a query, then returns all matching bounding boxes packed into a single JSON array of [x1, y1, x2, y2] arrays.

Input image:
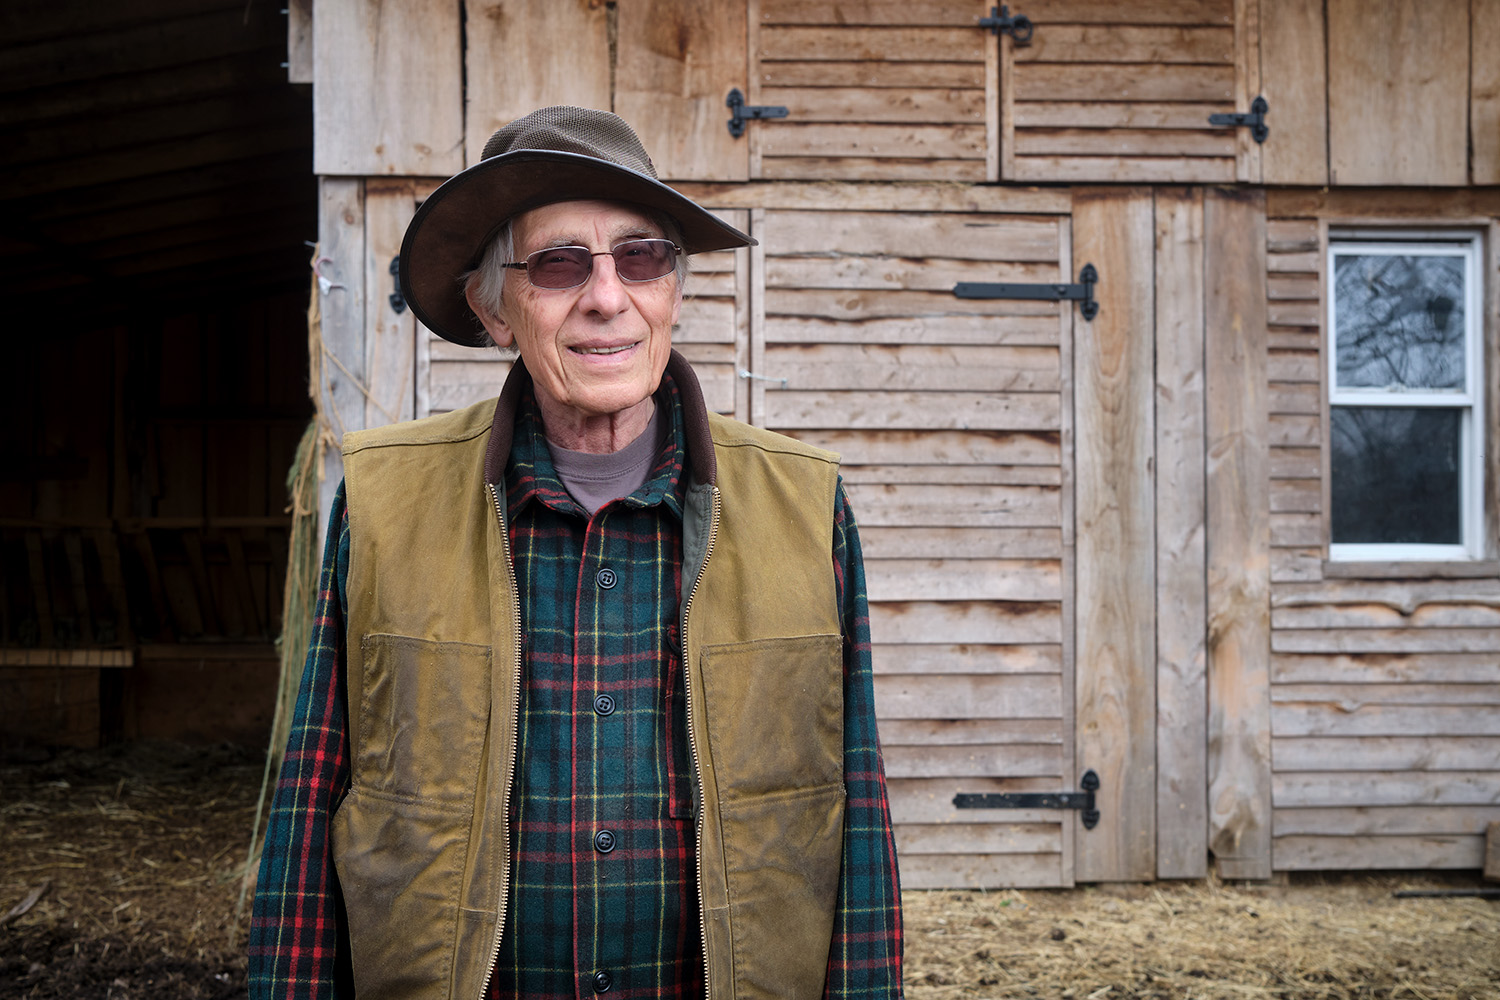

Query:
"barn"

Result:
[[4, 0, 1498, 888]]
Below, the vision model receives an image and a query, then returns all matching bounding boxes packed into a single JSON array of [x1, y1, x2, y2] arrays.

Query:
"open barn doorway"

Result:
[[0, 0, 316, 753]]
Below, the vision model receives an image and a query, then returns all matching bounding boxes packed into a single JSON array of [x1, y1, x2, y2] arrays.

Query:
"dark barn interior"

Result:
[[1, 0, 316, 751]]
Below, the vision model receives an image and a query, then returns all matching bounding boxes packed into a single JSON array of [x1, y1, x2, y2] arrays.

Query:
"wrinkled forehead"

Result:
[[510, 198, 667, 249]]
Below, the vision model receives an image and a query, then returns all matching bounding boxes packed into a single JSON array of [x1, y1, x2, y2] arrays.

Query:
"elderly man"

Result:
[[250, 106, 903, 1000]]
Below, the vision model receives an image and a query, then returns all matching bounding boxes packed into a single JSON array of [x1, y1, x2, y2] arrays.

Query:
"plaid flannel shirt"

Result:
[[249, 380, 903, 999]]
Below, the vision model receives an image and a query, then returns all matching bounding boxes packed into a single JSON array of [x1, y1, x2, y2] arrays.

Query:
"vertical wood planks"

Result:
[[1257, 0, 1326, 184], [463, 1, 611, 165], [1231, 0, 1261, 183], [1073, 187, 1157, 882], [364, 181, 421, 429], [1154, 187, 1209, 878], [315, 178, 366, 552], [616, 0, 749, 181], [1204, 186, 1271, 880], [1327, 0, 1469, 186], [1472, 0, 1500, 184], [287, 0, 312, 84], [313, 0, 464, 177]]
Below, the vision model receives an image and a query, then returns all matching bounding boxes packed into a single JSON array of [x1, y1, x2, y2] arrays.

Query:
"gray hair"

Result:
[[463, 210, 691, 322]]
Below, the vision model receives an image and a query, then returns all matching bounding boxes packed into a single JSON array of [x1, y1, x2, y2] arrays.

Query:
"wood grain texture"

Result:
[[1473, 0, 1500, 183], [616, 0, 747, 181], [1273, 834, 1485, 870], [1327, 0, 1469, 185], [363, 182, 419, 429], [287, 0, 312, 84], [1072, 187, 1157, 882], [312, 0, 463, 176], [1257, 0, 1326, 184], [315, 178, 365, 551], [463, 1, 610, 162], [1154, 187, 1209, 879], [1204, 187, 1271, 880]]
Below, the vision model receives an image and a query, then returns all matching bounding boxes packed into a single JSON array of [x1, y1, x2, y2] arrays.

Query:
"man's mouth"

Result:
[[574, 344, 634, 356]]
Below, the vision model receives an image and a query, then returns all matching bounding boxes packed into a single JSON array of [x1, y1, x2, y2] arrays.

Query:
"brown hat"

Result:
[[400, 105, 755, 347]]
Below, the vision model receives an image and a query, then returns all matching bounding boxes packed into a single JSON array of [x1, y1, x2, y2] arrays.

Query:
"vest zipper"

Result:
[[478, 482, 524, 1000], [680, 485, 721, 998]]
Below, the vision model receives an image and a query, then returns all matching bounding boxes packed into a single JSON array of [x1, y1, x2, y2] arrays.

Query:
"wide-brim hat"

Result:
[[400, 105, 755, 347]]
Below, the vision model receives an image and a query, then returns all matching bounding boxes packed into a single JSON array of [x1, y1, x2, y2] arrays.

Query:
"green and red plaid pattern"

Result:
[[249, 378, 902, 999]]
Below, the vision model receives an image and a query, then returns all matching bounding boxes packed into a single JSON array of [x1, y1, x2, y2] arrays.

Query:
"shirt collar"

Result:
[[505, 375, 687, 521]]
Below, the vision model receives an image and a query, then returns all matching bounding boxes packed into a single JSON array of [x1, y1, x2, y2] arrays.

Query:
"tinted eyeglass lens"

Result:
[[613, 239, 676, 281], [526, 247, 593, 288], [523, 239, 678, 289]]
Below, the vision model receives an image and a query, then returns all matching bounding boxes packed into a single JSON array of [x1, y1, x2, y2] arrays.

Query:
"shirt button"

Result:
[[595, 567, 617, 589], [593, 694, 615, 716], [593, 829, 616, 854], [592, 969, 612, 994]]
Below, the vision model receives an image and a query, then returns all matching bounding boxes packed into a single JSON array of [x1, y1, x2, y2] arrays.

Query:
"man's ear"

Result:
[[465, 283, 515, 349]]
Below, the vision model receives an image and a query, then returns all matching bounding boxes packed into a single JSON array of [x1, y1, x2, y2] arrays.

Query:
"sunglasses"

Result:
[[501, 238, 682, 290]]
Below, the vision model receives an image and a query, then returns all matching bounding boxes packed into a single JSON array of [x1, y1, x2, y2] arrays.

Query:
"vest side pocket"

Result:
[[336, 635, 493, 1000], [355, 633, 491, 801], [700, 634, 845, 999]]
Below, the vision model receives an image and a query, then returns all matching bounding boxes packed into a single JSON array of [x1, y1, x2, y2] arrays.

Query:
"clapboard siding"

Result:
[[1263, 200, 1500, 871], [1265, 215, 1322, 585], [1003, 0, 1248, 183], [762, 201, 1073, 887], [752, 1, 991, 181]]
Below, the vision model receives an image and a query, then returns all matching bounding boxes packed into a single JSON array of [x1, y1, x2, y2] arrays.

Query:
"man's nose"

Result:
[[577, 252, 630, 314]]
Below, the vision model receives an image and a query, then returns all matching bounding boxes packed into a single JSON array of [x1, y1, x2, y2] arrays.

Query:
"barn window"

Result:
[[1327, 234, 1484, 561]]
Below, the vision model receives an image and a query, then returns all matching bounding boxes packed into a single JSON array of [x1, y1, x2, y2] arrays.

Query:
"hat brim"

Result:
[[400, 150, 755, 347]]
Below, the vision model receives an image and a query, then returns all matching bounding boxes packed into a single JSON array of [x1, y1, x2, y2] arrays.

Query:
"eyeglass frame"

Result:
[[499, 238, 684, 290]]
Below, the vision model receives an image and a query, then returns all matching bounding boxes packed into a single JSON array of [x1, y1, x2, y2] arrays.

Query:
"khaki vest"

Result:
[[333, 390, 844, 1000]]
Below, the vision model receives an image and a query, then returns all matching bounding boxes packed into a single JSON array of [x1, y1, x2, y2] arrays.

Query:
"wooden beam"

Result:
[[1204, 187, 1272, 880], [1154, 186, 1208, 879], [1258, 0, 1327, 184], [1072, 186, 1157, 882]]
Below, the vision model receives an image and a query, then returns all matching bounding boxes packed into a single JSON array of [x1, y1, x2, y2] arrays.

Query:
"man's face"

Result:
[[475, 199, 681, 431]]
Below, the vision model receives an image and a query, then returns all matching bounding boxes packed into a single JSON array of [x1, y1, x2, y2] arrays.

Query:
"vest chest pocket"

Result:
[[355, 633, 492, 803], [700, 634, 843, 796]]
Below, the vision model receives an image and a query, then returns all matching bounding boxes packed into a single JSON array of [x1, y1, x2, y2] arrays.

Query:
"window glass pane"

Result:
[[1330, 407, 1460, 544], [1333, 252, 1465, 390]]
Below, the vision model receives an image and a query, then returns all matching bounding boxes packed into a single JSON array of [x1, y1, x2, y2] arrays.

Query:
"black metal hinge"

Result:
[[726, 88, 789, 138], [1209, 95, 1269, 143], [953, 263, 1099, 321], [954, 769, 1101, 830], [978, 5, 1033, 45], [388, 256, 406, 314]]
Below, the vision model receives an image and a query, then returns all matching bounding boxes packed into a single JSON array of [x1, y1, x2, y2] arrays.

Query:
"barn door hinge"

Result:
[[953, 263, 1099, 321], [726, 88, 789, 137], [953, 769, 1101, 829], [388, 257, 407, 314], [978, 5, 1034, 45], [1208, 95, 1269, 143]]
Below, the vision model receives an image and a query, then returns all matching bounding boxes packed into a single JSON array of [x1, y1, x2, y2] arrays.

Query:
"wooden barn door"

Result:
[[745, 184, 1078, 887]]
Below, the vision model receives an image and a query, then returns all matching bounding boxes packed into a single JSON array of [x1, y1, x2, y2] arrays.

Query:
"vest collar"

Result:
[[483, 348, 717, 488]]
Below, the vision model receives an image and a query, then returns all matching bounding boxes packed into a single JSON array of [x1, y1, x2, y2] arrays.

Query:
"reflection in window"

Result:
[[1327, 237, 1482, 561]]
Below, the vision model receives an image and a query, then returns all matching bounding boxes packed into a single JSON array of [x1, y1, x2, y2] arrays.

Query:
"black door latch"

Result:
[[726, 88, 789, 138], [1209, 96, 1269, 143]]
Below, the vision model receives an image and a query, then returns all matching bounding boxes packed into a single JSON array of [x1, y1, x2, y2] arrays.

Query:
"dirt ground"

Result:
[[2, 743, 1497, 1000]]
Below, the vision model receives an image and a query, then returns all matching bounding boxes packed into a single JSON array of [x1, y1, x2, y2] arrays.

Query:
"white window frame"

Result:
[[1326, 232, 1485, 562]]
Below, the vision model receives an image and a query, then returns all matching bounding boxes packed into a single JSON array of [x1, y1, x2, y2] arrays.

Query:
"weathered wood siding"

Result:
[[737, 183, 1078, 888], [308, 0, 1500, 885], [1264, 190, 1500, 871], [1002, 0, 1250, 184], [750, 0, 993, 181]]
